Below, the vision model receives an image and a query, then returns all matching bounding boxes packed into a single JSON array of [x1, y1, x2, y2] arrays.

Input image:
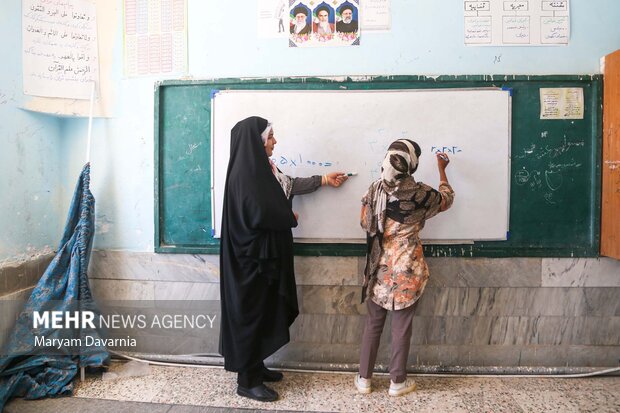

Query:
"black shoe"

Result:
[[262, 366, 284, 382], [236, 384, 279, 402]]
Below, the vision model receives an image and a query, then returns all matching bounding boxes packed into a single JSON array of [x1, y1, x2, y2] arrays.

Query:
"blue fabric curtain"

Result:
[[0, 164, 109, 410]]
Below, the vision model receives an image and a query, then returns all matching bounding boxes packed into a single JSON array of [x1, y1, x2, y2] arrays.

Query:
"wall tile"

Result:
[[89, 251, 220, 282], [0, 254, 53, 296], [153, 282, 220, 301], [542, 258, 620, 287], [90, 279, 155, 301], [427, 258, 542, 287], [294, 256, 359, 286], [299, 286, 364, 315]]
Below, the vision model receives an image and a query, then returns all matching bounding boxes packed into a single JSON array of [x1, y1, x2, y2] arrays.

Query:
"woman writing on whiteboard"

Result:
[[219, 116, 347, 402], [355, 139, 454, 397]]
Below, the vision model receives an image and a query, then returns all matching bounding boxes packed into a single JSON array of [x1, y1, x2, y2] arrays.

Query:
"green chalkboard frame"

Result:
[[155, 75, 602, 257]]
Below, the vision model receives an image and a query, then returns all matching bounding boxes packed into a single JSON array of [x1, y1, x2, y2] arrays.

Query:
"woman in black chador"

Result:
[[219, 116, 346, 402]]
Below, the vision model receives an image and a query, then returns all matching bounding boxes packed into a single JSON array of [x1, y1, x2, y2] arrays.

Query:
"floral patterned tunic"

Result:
[[362, 181, 455, 311]]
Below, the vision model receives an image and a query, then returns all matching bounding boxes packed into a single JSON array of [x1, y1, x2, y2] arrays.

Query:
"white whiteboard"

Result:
[[212, 89, 511, 242]]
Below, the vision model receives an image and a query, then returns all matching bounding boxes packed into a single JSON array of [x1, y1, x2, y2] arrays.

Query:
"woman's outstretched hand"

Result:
[[324, 172, 348, 187]]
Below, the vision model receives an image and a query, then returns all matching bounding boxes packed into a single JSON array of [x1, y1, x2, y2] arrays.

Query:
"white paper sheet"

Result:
[[257, 0, 290, 38], [123, 0, 187, 77], [361, 0, 390, 31], [22, 0, 100, 99]]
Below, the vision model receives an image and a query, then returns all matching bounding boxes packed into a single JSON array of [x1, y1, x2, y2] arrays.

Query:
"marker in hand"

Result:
[[340, 172, 357, 177]]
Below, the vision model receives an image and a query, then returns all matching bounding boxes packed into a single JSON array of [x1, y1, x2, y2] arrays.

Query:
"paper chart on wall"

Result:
[[123, 0, 188, 77], [464, 0, 570, 46], [289, 0, 360, 47], [539, 88, 584, 120], [22, 0, 100, 99]]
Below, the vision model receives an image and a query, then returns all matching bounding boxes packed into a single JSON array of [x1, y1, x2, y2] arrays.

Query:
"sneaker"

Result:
[[388, 378, 417, 397], [354, 374, 372, 394]]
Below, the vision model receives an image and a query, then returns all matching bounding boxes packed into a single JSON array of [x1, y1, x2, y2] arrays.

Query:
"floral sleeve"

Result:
[[360, 189, 371, 230], [423, 182, 455, 220]]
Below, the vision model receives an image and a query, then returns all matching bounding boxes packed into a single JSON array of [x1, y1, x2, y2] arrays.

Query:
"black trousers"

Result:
[[237, 361, 264, 388]]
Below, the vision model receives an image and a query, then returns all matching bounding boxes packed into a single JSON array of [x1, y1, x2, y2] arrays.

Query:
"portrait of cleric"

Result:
[[312, 4, 335, 37], [336, 2, 358, 34], [290, 4, 312, 36]]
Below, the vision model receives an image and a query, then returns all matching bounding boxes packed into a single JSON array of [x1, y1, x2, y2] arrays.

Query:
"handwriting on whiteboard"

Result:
[[431, 146, 463, 155], [270, 154, 333, 168]]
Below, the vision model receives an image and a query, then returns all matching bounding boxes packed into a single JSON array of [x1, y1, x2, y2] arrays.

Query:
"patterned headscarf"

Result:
[[362, 139, 421, 235], [380, 139, 420, 187]]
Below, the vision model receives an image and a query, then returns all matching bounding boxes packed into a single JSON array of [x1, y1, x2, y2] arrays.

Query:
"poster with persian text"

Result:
[[289, 0, 360, 48], [464, 0, 570, 46], [22, 0, 100, 99]]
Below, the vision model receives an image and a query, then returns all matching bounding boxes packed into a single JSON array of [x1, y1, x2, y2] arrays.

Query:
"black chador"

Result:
[[219, 116, 299, 386]]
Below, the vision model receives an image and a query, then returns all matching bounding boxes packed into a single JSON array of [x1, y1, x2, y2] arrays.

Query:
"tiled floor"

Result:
[[5, 361, 620, 413]]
